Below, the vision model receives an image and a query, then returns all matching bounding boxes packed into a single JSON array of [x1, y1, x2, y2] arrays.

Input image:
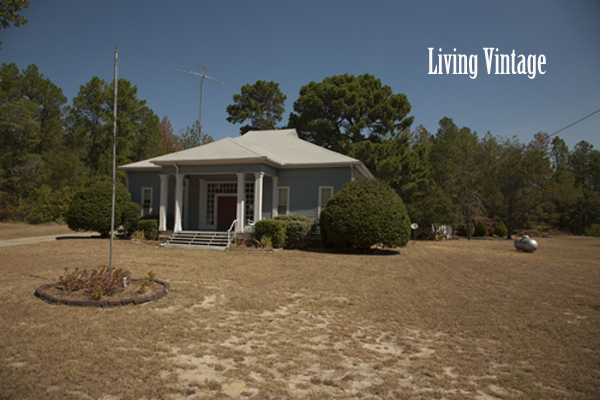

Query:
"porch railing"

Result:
[[227, 220, 237, 249]]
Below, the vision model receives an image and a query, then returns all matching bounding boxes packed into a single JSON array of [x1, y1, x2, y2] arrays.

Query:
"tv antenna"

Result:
[[173, 65, 225, 129]]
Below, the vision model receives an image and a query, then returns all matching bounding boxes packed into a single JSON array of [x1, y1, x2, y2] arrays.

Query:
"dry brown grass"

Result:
[[0, 222, 73, 240], [1, 228, 599, 399]]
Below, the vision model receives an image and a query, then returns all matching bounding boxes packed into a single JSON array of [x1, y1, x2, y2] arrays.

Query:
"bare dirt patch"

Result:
[[0, 235, 599, 399]]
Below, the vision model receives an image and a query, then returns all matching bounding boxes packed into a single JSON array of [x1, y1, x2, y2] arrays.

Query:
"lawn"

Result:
[[0, 228, 599, 399]]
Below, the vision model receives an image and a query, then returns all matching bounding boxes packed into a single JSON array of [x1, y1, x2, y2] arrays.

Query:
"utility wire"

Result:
[[549, 107, 600, 137]]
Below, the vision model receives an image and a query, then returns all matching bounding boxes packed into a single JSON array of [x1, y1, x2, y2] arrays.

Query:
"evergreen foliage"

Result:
[[493, 221, 508, 237], [64, 180, 131, 237], [585, 224, 600, 238], [138, 219, 158, 240], [289, 73, 413, 152], [474, 220, 488, 237], [319, 178, 411, 250], [121, 202, 141, 237], [274, 214, 316, 248], [254, 219, 287, 248], [0, 61, 598, 238], [227, 80, 287, 135]]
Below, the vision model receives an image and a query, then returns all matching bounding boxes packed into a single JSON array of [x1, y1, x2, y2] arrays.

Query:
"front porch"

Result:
[[157, 169, 281, 234]]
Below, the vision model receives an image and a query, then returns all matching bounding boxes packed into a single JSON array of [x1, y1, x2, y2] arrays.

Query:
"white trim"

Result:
[[236, 173, 245, 232], [159, 174, 169, 231], [254, 172, 264, 223], [278, 186, 290, 216], [183, 177, 190, 230], [318, 186, 334, 216], [271, 176, 279, 218], [198, 179, 206, 228], [141, 187, 153, 217], [174, 167, 183, 232]]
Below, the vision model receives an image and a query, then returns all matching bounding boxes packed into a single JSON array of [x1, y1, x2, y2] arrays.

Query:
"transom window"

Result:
[[205, 182, 254, 226]]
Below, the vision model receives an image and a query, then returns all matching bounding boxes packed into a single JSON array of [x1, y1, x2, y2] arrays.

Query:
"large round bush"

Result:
[[320, 178, 411, 250], [65, 180, 131, 237]]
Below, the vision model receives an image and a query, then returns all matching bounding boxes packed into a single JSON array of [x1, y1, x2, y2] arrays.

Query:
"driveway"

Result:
[[0, 233, 93, 248]]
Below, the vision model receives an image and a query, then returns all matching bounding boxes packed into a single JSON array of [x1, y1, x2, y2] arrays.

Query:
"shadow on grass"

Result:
[[300, 247, 401, 256]]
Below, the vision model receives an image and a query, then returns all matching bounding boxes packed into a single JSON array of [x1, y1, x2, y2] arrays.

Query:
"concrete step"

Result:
[[164, 230, 232, 250]]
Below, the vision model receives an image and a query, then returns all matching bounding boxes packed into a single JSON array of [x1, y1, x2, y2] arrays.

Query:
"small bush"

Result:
[[122, 202, 141, 237], [254, 219, 287, 248], [257, 235, 272, 250], [494, 221, 508, 237], [138, 219, 158, 240], [275, 214, 316, 248], [585, 223, 600, 237], [58, 265, 131, 299], [474, 220, 488, 237], [139, 271, 156, 294], [320, 177, 411, 250]]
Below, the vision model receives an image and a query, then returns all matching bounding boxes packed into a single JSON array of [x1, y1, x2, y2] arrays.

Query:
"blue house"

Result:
[[119, 129, 372, 238]]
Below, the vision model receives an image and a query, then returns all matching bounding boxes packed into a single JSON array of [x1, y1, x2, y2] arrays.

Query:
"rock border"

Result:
[[34, 279, 170, 307]]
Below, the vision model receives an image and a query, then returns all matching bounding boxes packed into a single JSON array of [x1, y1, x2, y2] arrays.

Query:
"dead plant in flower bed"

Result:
[[59, 265, 131, 299]]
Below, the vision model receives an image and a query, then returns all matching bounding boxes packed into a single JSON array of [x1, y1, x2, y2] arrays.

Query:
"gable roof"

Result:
[[120, 129, 373, 177]]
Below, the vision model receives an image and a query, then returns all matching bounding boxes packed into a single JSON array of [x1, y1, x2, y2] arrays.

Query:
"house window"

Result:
[[318, 186, 333, 216], [142, 187, 153, 216], [278, 187, 289, 215]]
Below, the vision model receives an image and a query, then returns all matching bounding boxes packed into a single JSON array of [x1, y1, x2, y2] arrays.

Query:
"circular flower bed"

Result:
[[35, 278, 170, 307]]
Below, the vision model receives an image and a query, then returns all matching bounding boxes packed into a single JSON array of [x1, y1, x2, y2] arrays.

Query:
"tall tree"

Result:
[[158, 115, 181, 154], [0, 0, 29, 48], [0, 62, 65, 220], [176, 119, 214, 150], [69, 76, 162, 176], [429, 117, 481, 238], [226, 80, 286, 135], [288, 73, 413, 153], [489, 136, 551, 238], [568, 141, 600, 233]]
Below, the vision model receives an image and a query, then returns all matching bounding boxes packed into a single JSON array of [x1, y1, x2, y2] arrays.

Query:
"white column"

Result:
[[198, 179, 205, 228], [254, 172, 264, 223], [159, 174, 169, 231], [183, 177, 190, 230], [272, 176, 279, 218], [174, 173, 184, 232], [236, 173, 245, 232]]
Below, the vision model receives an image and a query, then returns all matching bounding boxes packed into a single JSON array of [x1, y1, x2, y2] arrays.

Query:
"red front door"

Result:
[[217, 196, 237, 230]]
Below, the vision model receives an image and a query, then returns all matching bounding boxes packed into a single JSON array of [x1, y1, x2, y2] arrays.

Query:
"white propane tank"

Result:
[[514, 235, 539, 253]]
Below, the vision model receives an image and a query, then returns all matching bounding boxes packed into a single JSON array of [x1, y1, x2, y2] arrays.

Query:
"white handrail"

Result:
[[227, 220, 237, 249]]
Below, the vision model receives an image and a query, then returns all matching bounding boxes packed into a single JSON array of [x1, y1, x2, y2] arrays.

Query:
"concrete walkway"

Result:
[[0, 233, 93, 248]]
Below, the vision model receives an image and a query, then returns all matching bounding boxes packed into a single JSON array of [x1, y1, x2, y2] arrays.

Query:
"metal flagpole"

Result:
[[110, 46, 118, 267]]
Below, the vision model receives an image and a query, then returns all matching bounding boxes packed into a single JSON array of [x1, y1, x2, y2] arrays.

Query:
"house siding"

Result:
[[126, 171, 161, 216], [279, 167, 351, 221]]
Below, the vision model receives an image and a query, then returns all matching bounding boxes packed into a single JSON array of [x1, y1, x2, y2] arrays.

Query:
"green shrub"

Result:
[[64, 180, 131, 237], [275, 214, 316, 248], [585, 223, 600, 238], [474, 220, 488, 237], [493, 221, 508, 237], [254, 219, 287, 248], [319, 177, 411, 250], [122, 202, 141, 237], [138, 219, 158, 240]]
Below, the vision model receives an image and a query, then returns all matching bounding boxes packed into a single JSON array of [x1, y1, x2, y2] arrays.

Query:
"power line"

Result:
[[549, 107, 600, 137]]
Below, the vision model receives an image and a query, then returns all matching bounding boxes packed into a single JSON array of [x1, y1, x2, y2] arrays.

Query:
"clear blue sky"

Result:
[[3, 0, 599, 150]]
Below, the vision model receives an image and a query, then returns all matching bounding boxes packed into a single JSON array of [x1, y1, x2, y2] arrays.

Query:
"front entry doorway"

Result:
[[216, 196, 237, 230]]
